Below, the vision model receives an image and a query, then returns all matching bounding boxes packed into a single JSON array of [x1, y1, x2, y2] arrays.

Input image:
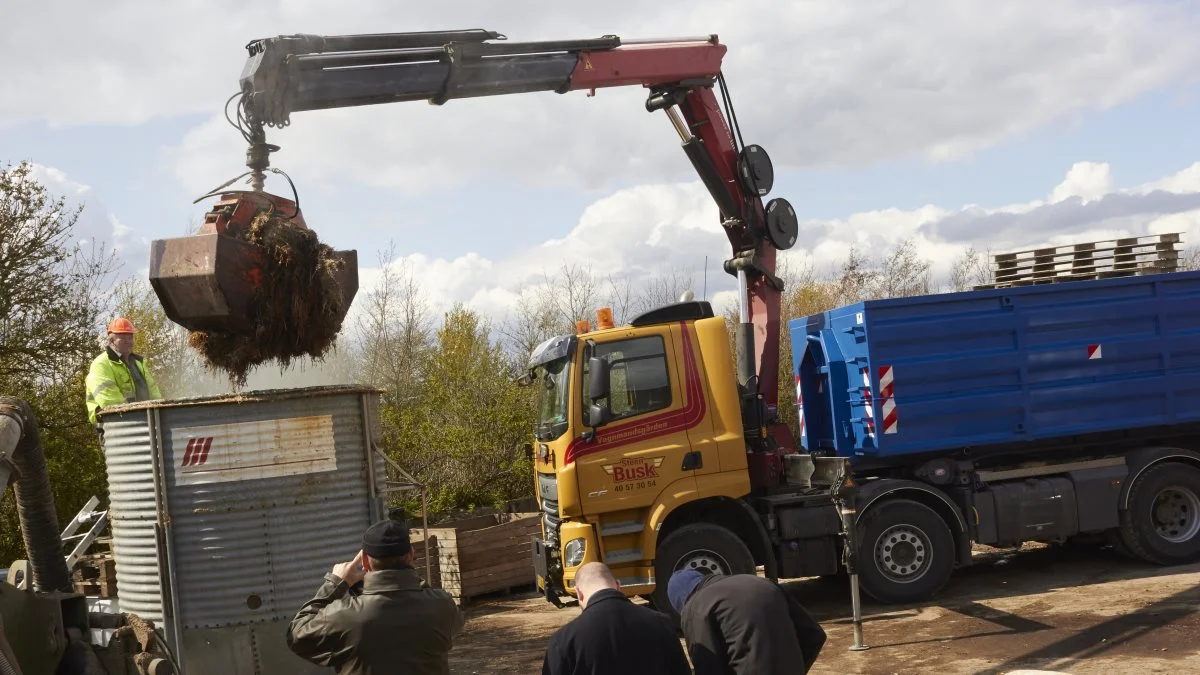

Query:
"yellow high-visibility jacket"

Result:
[[85, 348, 162, 424]]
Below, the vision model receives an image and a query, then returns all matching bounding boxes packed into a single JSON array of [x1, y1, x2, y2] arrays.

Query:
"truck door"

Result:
[[573, 325, 699, 518]]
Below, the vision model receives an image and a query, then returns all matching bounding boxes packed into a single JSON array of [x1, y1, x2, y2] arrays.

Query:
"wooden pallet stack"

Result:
[[975, 233, 1182, 290], [410, 512, 541, 606], [72, 547, 117, 598]]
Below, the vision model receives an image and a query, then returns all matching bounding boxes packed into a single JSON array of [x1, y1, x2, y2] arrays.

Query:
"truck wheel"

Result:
[[857, 499, 955, 604], [651, 523, 756, 622], [1118, 461, 1200, 565]]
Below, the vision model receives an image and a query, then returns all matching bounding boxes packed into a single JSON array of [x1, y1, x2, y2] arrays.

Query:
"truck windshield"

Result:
[[534, 356, 572, 441]]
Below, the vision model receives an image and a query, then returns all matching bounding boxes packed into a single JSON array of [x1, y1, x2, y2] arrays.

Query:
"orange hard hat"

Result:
[[107, 317, 137, 335]]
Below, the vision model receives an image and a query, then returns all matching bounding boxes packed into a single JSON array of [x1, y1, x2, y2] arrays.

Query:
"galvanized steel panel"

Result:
[[100, 412, 165, 623]]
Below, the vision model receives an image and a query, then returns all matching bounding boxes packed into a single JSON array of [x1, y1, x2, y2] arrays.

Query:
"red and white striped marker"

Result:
[[795, 374, 806, 439], [861, 367, 875, 436], [879, 365, 898, 434]]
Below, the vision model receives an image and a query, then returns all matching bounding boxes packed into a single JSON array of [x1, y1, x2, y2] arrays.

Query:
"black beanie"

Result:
[[362, 519, 412, 558]]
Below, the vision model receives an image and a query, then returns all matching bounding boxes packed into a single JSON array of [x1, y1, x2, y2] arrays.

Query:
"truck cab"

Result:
[[527, 300, 770, 610]]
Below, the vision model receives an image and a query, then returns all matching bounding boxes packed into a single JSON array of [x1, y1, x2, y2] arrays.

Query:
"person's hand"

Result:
[[331, 550, 366, 587]]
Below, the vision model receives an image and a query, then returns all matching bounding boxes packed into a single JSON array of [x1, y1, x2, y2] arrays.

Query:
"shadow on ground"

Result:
[[784, 542, 1191, 623], [785, 542, 1200, 674]]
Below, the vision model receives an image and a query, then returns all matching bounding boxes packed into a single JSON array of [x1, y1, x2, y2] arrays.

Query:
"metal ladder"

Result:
[[61, 495, 109, 570], [5, 495, 108, 590]]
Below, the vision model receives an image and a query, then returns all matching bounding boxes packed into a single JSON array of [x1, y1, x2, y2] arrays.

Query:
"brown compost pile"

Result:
[[187, 208, 349, 387]]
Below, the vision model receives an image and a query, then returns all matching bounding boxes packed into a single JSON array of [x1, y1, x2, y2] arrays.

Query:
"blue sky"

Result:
[[4, 0, 1200, 332]]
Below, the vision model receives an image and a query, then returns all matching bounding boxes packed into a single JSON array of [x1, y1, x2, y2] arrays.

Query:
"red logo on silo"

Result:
[[181, 437, 214, 467]]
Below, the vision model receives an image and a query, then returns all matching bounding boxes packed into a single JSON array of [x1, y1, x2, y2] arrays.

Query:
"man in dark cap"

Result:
[[668, 569, 826, 675], [287, 519, 465, 674]]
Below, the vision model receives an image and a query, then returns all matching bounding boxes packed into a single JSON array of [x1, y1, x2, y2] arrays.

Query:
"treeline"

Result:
[[3, 162, 1197, 563]]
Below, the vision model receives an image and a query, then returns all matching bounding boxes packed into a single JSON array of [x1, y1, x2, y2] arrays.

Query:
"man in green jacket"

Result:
[[287, 519, 465, 674], [85, 317, 162, 426]]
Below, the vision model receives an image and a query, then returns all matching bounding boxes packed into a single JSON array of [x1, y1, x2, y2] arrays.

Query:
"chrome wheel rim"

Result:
[[874, 524, 931, 584]]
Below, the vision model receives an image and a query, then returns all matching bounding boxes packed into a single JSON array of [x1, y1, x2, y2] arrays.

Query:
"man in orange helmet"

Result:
[[85, 317, 162, 426]]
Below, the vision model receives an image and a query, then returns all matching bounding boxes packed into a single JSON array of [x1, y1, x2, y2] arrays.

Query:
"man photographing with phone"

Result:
[[287, 519, 465, 674]]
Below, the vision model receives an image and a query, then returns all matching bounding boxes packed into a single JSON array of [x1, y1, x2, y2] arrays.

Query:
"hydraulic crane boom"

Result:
[[154, 28, 799, 442]]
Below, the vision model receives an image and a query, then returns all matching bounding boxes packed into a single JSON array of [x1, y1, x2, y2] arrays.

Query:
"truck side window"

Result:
[[583, 335, 671, 421]]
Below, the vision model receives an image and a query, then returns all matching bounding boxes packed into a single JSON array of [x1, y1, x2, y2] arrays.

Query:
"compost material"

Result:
[[187, 208, 349, 387]]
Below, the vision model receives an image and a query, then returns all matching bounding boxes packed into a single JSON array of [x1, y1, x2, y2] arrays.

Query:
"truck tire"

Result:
[[857, 499, 955, 604], [1118, 461, 1200, 565], [651, 523, 756, 623]]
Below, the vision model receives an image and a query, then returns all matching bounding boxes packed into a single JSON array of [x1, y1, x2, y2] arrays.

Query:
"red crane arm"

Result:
[[233, 29, 796, 446]]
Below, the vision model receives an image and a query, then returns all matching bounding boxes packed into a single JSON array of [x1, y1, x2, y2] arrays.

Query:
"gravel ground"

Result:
[[447, 542, 1200, 674]]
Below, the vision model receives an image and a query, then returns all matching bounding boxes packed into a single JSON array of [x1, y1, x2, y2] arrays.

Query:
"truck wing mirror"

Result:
[[584, 355, 613, 432], [588, 356, 610, 402]]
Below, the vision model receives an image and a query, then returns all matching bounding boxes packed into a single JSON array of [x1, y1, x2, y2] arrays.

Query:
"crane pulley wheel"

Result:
[[738, 144, 774, 197], [764, 197, 799, 251]]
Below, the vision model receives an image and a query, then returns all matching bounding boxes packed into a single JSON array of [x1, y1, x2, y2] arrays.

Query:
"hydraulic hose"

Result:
[[0, 397, 72, 593]]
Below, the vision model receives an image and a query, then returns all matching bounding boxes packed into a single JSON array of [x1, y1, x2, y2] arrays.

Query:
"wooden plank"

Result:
[[458, 544, 535, 571], [460, 559, 533, 583], [461, 562, 537, 595], [459, 525, 540, 551]]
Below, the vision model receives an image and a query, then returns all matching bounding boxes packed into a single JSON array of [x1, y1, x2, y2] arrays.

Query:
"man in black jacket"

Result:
[[668, 569, 827, 675], [286, 520, 464, 674], [542, 562, 692, 675]]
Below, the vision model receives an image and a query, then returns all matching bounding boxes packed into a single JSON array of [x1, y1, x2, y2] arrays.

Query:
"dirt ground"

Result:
[[447, 543, 1200, 674]]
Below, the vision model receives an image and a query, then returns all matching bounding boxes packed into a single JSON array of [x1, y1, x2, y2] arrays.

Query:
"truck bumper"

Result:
[[532, 536, 552, 584], [532, 536, 567, 606]]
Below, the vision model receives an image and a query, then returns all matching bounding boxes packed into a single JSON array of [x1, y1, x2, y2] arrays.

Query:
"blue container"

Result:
[[789, 271, 1200, 462]]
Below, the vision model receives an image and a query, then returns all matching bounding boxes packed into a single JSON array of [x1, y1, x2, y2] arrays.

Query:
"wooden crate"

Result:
[[411, 512, 540, 605]]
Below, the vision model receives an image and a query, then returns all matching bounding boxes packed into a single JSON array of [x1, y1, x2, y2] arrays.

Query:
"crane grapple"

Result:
[[150, 190, 355, 334]]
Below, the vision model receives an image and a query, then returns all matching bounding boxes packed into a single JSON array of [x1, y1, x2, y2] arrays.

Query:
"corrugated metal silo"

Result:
[[98, 385, 388, 674]]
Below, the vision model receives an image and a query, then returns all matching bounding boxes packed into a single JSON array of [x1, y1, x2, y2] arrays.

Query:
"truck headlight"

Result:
[[564, 538, 586, 568]]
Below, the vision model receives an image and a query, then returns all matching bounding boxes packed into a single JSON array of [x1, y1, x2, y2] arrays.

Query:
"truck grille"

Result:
[[541, 497, 561, 544], [537, 472, 561, 544]]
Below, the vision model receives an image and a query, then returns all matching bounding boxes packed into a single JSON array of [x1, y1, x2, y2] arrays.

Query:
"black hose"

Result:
[[0, 397, 73, 594]]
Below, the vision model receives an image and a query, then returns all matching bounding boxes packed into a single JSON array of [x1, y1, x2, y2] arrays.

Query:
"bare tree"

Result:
[[498, 284, 562, 367], [353, 242, 432, 404], [871, 238, 932, 299], [947, 246, 996, 291], [1178, 246, 1200, 273], [633, 264, 697, 315], [835, 246, 879, 305], [544, 263, 601, 330], [603, 272, 639, 326]]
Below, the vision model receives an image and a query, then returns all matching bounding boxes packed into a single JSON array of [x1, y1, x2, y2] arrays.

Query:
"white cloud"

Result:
[[343, 180, 726, 331], [1133, 161, 1200, 194], [341, 159, 1200, 343], [1050, 162, 1115, 204], [134, 0, 1200, 195], [23, 163, 148, 277]]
